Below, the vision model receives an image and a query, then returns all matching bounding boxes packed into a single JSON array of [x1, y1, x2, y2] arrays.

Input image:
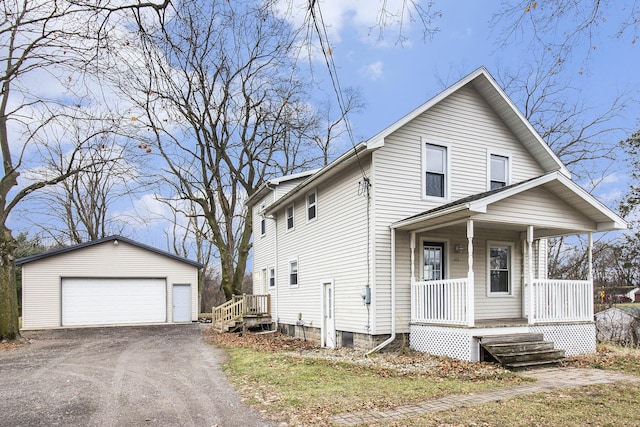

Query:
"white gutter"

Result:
[[366, 227, 396, 356]]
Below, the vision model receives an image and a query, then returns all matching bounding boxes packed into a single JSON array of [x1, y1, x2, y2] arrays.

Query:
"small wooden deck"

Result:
[[212, 294, 272, 332]]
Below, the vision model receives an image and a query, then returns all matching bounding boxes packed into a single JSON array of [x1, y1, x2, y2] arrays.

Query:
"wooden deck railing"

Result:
[[213, 294, 271, 331], [411, 278, 469, 325], [531, 279, 593, 322]]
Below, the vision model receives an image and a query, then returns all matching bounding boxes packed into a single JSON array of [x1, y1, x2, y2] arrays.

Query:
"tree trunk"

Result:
[[0, 227, 19, 340]]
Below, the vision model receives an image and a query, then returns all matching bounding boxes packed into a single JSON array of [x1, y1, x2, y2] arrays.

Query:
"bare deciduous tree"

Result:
[[19, 121, 141, 245], [492, 0, 640, 61], [0, 0, 168, 340], [106, 0, 347, 300]]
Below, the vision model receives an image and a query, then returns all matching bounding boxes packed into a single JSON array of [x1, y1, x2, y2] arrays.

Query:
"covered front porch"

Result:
[[390, 173, 627, 361], [408, 223, 595, 328]]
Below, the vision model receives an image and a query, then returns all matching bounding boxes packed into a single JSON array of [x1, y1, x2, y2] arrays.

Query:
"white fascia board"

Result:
[[391, 204, 470, 229], [245, 169, 321, 207], [554, 173, 628, 230]]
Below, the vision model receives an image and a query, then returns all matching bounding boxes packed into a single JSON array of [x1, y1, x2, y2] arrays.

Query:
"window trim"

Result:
[[487, 150, 511, 191], [286, 203, 295, 231], [422, 139, 450, 201], [420, 238, 449, 281], [486, 241, 514, 297], [288, 259, 299, 288], [306, 189, 317, 222]]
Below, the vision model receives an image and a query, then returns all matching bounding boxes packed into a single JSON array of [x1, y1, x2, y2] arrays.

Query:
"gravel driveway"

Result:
[[0, 324, 272, 427]]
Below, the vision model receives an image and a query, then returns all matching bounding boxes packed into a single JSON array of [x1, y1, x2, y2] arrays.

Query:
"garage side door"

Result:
[[62, 278, 167, 326]]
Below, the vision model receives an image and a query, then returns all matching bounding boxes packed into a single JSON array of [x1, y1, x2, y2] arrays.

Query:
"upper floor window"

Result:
[[490, 154, 509, 190], [286, 204, 294, 230], [307, 190, 317, 221], [259, 203, 266, 236], [425, 143, 447, 198]]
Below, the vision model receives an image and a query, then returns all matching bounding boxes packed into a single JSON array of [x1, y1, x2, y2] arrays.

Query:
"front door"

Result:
[[323, 281, 336, 348], [423, 242, 445, 280], [172, 284, 191, 323]]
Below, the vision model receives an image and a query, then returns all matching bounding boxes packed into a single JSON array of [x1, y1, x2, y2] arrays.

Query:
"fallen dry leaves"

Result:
[[0, 341, 20, 351], [563, 344, 640, 374], [204, 328, 515, 381], [204, 328, 316, 352]]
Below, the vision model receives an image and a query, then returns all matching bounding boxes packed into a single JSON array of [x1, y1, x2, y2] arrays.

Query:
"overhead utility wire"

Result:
[[306, 1, 368, 182]]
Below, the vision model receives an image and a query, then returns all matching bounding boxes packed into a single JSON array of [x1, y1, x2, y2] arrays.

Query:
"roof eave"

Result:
[[16, 235, 204, 268], [265, 142, 370, 214]]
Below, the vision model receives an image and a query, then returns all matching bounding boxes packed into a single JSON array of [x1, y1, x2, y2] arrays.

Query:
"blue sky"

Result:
[[316, 1, 638, 139], [295, 0, 638, 210], [12, 0, 639, 252]]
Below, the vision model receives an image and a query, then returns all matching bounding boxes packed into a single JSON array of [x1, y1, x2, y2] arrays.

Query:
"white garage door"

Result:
[[62, 278, 167, 326]]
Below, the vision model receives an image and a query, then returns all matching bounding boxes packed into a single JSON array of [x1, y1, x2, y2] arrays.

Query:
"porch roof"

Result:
[[391, 172, 627, 237]]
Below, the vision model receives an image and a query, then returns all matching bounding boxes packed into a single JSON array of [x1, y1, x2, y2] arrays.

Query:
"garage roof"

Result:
[[16, 235, 204, 268]]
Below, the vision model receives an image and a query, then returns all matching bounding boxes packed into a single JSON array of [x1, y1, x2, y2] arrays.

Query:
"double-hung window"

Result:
[[425, 143, 447, 198], [289, 260, 298, 287], [489, 244, 511, 295], [286, 204, 294, 230], [307, 190, 317, 221], [269, 267, 275, 288], [490, 154, 509, 190]]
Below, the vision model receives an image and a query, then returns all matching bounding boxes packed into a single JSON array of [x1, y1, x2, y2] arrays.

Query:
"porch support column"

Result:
[[466, 220, 474, 327], [410, 232, 416, 284], [527, 226, 535, 325], [588, 232, 594, 319]]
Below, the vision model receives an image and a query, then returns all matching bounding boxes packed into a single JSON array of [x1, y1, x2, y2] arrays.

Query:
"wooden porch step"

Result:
[[483, 341, 554, 354], [479, 333, 565, 370], [479, 333, 544, 345]]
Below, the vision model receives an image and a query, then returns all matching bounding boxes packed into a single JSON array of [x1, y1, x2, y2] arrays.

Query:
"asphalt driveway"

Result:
[[0, 324, 271, 427]]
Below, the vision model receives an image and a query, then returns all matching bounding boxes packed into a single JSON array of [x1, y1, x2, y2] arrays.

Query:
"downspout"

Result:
[[366, 227, 396, 356]]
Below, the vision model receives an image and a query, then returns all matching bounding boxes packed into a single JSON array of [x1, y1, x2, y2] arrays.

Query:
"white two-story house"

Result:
[[246, 67, 626, 362]]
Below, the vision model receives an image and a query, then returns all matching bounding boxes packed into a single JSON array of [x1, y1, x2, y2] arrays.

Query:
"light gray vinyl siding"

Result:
[[373, 85, 546, 333], [481, 187, 597, 230], [274, 159, 371, 333], [252, 193, 277, 296], [275, 178, 308, 200], [21, 241, 199, 329]]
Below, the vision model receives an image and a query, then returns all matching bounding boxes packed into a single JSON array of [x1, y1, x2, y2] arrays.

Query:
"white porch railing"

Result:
[[531, 279, 593, 323], [411, 278, 468, 325]]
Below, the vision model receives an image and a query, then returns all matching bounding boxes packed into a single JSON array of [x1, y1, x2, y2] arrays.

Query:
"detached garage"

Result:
[[17, 235, 203, 329]]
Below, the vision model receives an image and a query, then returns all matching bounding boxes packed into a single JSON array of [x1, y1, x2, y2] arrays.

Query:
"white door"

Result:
[[62, 278, 166, 326], [323, 281, 336, 348], [172, 284, 191, 322]]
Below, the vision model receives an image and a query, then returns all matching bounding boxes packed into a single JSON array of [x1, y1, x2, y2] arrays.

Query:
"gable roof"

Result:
[[247, 168, 321, 207], [263, 143, 369, 214], [15, 235, 204, 268], [258, 66, 572, 213], [391, 171, 627, 233], [367, 66, 570, 177]]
